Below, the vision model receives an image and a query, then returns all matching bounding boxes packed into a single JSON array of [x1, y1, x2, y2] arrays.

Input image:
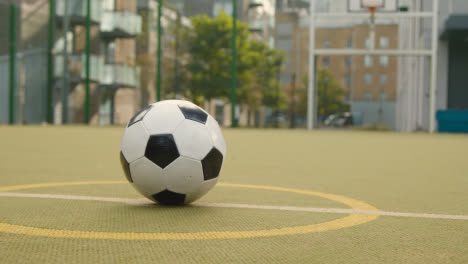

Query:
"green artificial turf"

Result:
[[0, 126, 467, 263]]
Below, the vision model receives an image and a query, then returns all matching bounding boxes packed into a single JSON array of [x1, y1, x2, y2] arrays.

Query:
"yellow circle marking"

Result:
[[0, 181, 379, 240]]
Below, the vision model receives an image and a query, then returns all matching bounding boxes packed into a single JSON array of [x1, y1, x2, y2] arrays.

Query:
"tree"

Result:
[[178, 11, 286, 113], [239, 40, 286, 114], [179, 11, 251, 104], [299, 69, 349, 117]]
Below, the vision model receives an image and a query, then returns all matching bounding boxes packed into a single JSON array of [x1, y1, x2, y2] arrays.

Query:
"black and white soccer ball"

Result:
[[119, 100, 226, 205]]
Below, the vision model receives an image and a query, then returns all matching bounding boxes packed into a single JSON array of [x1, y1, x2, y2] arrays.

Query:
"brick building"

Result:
[[276, 10, 399, 128]]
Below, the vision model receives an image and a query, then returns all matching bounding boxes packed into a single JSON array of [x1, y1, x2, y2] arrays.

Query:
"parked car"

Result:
[[323, 112, 353, 127]]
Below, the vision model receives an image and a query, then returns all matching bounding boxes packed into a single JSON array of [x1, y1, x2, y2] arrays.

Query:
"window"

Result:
[[277, 39, 293, 52], [345, 92, 351, 101], [316, 0, 329, 12], [323, 40, 330, 49], [105, 41, 115, 64], [345, 39, 352, 48], [280, 73, 291, 84], [365, 73, 373, 85], [345, 56, 352, 68], [276, 23, 293, 37], [364, 92, 373, 101], [379, 91, 387, 101], [365, 37, 370, 49], [344, 74, 351, 87], [364, 55, 373, 67], [322, 56, 330, 67], [380, 37, 389, 49], [213, 2, 232, 17], [380, 55, 389, 67], [102, 0, 114, 11], [380, 73, 387, 85]]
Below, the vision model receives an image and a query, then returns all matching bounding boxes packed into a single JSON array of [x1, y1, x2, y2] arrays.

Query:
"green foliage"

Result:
[[300, 69, 349, 117], [178, 11, 286, 108]]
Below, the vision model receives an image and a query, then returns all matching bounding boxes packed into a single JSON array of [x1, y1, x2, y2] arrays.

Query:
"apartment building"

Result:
[[55, 0, 142, 125], [163, 0, 276, 127], [137, 0, 191, 105], [0, 0, 142, 125], [276, 10, 398, 128]]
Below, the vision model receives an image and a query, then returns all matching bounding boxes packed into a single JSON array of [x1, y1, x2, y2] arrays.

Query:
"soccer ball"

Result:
[[119, 100, 226, 205]]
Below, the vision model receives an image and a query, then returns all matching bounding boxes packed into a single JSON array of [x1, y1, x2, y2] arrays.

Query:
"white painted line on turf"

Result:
[[194, 202, 468, 220], [1, 192, 467, 221], [0, 192, 149, 206]]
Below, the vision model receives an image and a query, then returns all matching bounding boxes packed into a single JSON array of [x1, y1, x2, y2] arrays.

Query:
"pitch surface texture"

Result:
[[0, 126, 467, 264]]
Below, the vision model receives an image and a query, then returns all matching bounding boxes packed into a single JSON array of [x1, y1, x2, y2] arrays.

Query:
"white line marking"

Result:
[[0, 192, 149, 206], [1, 192, 467, 221], [194, 202, 468, 220]]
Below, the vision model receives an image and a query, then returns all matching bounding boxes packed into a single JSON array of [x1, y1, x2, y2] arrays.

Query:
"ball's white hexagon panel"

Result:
[[129, 157, 166, 200], [205, 115, 226, 156], [164, 156, 204, 195], [143, 101, 186, 134], [173, 119, 213, 160], [120, 122, 150, 163], [185, 178, 218, 204]]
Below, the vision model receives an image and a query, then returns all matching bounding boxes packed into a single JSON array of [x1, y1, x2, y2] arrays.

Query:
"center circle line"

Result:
[[0, 181, 379, 240]]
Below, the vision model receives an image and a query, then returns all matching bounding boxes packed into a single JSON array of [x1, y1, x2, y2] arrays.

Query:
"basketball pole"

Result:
[[306, 0, 316, 130], [369, 6, 376, 50]]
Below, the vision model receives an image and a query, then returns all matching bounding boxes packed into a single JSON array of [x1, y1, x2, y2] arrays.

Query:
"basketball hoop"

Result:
[[361, 0, 384, 14], [360, 0, 383, 50], [367, 6, 377, 13]]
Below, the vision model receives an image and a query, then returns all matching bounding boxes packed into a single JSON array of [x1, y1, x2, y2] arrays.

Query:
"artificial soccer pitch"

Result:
[[0, 126, 467, 264]]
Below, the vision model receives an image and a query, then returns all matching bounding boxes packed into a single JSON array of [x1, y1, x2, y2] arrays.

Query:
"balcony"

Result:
[[249, 19, 264, 32], [101, 64, 140, 88], [54, 54, 104, 83], [55, 0, 102, 24], [249, 0, 264, 8], [100, 11, 142, 38]]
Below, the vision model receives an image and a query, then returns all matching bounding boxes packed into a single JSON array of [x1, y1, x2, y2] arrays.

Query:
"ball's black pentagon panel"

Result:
[[152, 189, 186, 205], [201, 147, 223, 181], [145, 134, 180, 168], [128, 104, 153, 127], [120, 151, 133, 183], [178, 104, 208, 124]]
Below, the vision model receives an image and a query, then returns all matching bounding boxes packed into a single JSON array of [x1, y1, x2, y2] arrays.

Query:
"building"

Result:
[[0, 0, 142, 125], [165, 0, 276, 127], [56, 0, 142, 125], [276, 8, 399, 129], [137, 0, 191, 105], [397, 0, 468, 132], [0, 0, 49, 124]]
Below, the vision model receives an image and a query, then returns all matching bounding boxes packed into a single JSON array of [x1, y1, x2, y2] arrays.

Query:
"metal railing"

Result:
[[54, 54, 103, 82], [100, 11, 142, 36], [55, 0, 102, 23], [249, 19, 265, 31], [101, 64, 140, 87]]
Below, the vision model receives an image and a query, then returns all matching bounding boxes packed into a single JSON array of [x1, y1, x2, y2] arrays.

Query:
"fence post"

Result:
[[156, 0, 162, 102], [231, 0, 237, 128], [85, 0, 91, 123], [47, 0, 55, 123]]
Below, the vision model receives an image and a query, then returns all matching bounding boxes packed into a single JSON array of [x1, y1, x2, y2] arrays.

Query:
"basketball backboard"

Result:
[[348, 0, 399, 12]]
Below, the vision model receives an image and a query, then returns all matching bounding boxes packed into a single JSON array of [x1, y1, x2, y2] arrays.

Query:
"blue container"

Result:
[[436, 110, 468, 133]]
